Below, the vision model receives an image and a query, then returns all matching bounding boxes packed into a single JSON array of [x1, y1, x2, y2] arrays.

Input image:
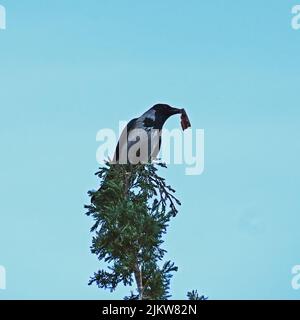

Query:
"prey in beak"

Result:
[[180, 109, 191, 130]]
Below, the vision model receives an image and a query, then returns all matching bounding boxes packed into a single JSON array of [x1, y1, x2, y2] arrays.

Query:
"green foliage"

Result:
[[85, 162, 181, 300], [187, 290, 208, 300]]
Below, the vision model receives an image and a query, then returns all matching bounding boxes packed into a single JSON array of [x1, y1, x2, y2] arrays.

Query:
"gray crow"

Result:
[[113, 103, 191, 164]]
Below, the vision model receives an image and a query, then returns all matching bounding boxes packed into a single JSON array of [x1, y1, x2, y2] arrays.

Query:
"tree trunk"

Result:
[[134, 263, 143, 300]]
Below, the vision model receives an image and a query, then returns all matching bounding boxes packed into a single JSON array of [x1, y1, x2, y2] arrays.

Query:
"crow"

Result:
[[113, 103, 190, 164]]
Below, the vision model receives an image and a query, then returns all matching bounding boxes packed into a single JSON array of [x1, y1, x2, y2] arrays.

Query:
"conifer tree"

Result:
[[85, 162, 206, 300]]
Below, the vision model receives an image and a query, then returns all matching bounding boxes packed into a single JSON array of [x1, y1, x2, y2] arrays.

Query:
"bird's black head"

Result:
[[152, 104, 182, 117], [147, 104, 181, 128], [142, 104, 183, 130]]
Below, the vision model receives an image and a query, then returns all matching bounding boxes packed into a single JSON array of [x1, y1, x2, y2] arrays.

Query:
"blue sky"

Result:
[[0, 0, 300, 299]]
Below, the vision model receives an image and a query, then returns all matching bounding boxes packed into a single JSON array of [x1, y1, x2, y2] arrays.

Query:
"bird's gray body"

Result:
[[113, 104, 183, 165], [113, 108, 162, 164]]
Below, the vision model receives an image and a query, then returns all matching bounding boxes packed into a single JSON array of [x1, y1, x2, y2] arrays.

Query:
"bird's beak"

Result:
[[169, 107, 183, 115]]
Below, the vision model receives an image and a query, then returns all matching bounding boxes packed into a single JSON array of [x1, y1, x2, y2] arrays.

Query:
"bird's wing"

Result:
[[113, 118, 138, 163]]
